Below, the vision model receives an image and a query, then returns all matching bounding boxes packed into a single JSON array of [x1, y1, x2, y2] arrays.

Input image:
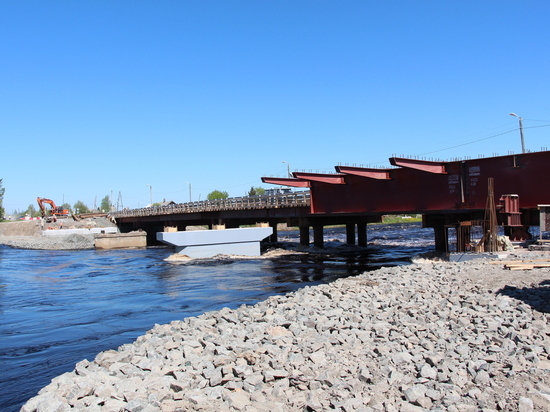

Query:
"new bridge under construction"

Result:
[[109, 150, 550, 253]]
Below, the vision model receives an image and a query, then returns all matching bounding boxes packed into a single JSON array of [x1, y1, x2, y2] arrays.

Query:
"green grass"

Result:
[[380, 215, 422, 224]]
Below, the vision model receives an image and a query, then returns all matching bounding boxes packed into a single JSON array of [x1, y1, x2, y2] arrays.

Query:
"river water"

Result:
[[0, 223, 434, 411]]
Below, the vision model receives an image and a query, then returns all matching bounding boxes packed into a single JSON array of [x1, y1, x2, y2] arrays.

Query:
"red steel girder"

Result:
[[263, 151, 550, 217], [292, 172, 346, 184], [261, 177, 310, 188], [389, 157, 448, 174], [335, 166, 392, 180]]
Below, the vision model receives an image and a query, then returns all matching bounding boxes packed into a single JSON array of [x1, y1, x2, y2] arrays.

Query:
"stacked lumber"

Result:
[[490, 259, 550, 270]]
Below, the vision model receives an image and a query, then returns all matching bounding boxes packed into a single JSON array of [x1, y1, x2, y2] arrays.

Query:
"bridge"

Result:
[[109, 191, 379, 247], [110, 150, 550, 252]]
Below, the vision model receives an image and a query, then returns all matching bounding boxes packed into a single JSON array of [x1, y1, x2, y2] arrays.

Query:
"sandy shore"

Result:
[[20, 253, 550, 412]]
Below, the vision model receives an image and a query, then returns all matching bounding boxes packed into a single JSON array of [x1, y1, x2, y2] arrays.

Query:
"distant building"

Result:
[[265, 188, 292, 196], [156, 201, 176, 207]]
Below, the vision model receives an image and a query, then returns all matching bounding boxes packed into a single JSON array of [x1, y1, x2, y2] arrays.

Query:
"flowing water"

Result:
[[0, 223, 434, 411]]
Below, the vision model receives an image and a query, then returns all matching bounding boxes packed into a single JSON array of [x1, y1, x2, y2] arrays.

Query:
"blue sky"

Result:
[[1, 1, 549, 213]]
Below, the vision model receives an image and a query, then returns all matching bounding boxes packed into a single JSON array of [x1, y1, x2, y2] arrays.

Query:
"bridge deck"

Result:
[[110, 191, 310, 219]]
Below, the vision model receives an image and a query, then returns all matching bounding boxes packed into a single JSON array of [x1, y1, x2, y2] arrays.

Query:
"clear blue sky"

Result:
[[1, 1, 549, 213]]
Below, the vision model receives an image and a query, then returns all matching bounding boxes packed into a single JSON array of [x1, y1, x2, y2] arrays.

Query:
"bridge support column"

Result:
[[433, 226, 447, 252], [299, 226, 309, 246], [258, 222, 277, 242], [457, 224, 470, 253], [313, 225, 324, 248], [357, 222, 367, 247], [346, 223, 356, 245], [270, 223, 278, 242]]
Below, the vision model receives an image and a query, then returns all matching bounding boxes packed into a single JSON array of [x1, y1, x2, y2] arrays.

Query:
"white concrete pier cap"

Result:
[[157, 227, 273, 258]]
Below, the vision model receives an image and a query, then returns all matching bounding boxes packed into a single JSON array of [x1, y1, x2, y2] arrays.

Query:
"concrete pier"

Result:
[[95, 232, 147, 249], [157, 227, 273, 258]]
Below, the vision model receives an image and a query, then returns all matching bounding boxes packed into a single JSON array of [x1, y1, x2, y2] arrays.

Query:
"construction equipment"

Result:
[[36, 197, 70, 221]]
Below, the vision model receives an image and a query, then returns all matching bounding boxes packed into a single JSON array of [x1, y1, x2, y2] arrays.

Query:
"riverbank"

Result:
[[21, 255, 550, 411], [0, 218, 116, 250]]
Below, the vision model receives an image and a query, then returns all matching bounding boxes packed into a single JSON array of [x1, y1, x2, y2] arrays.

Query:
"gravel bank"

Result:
[[0, 234, 96, 250], [21, 255, 550, 411], [0, 218, 116, 250]]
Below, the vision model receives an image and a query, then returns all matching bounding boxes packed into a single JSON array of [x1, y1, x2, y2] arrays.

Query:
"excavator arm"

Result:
[[36, 197, 69, 218]]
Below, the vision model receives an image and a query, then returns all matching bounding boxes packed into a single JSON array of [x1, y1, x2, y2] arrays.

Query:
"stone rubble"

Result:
[[21, 259, 550, 411]]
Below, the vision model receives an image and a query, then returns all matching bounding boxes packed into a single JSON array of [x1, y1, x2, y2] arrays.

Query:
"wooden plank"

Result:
[[490, 259, 550, 265], [508, 265, 534, 270], [504, 263, 550, 270]]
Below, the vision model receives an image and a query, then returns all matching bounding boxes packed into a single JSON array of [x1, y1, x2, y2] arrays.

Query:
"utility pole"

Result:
[[282, 161, 291, 178], [117, 192, 123, 211], [146, 184, 152, 206], [185, 181, 192, 202], [509, 113, 526, 153]]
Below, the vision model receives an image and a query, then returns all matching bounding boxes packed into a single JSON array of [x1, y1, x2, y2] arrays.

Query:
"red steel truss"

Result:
[[262, 151, 550, 220]]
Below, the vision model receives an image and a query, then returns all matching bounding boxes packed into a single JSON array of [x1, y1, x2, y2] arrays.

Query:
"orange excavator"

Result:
[[37, 197, 70, 221]]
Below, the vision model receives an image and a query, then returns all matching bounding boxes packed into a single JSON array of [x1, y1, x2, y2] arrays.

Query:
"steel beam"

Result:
[[389, 157, 447, 174], [335, 166, 391, 180], [292, 172, 346, 184], [260, 177, 310, 187]]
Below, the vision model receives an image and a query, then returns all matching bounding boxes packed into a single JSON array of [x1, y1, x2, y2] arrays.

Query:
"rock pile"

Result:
[[21, 260, 550, 411]]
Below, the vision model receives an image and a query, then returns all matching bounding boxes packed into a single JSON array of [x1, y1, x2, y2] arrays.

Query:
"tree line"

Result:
[[8, 195, 112, 219], [206, 187, 265, 200], [0, 179, 5, 219], [0, 182, 268, 219]]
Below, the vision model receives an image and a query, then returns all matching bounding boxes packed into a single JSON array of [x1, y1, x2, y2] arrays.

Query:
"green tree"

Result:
[[248, 186, 265, 196], [100, 195, 111, 212], [73, 200, 90, 214], [0, 178, 5, 218], [207, 190, 229, 200], [61, 203, 72, 213], [24, 204, 40, 217]]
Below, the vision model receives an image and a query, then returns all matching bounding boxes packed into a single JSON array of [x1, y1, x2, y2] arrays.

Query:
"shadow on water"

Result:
[[496, 280, 550, 313], [266, 247, 415, 284]]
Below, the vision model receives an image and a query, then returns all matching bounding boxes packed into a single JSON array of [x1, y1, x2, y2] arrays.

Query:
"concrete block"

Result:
[[95, 232, 147, 249], [448, 252, 508, 262], [43, 227, 118, 236], [157, 227, 273, 257]]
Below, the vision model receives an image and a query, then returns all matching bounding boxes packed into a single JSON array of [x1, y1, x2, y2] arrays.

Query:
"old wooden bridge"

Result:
[[109, 191, 377, 247]]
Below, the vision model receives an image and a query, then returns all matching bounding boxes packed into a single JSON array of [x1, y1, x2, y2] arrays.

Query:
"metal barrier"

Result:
[[109, 191, 311, 218]]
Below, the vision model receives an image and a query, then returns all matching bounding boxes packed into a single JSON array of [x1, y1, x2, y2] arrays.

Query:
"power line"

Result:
[[524, 124, 550, 130], [357, 122, 550, 162], [416, 129, 517, 156]]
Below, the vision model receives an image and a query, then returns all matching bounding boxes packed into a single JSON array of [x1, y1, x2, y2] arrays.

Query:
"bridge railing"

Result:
[[109, 191, 311, 218]]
